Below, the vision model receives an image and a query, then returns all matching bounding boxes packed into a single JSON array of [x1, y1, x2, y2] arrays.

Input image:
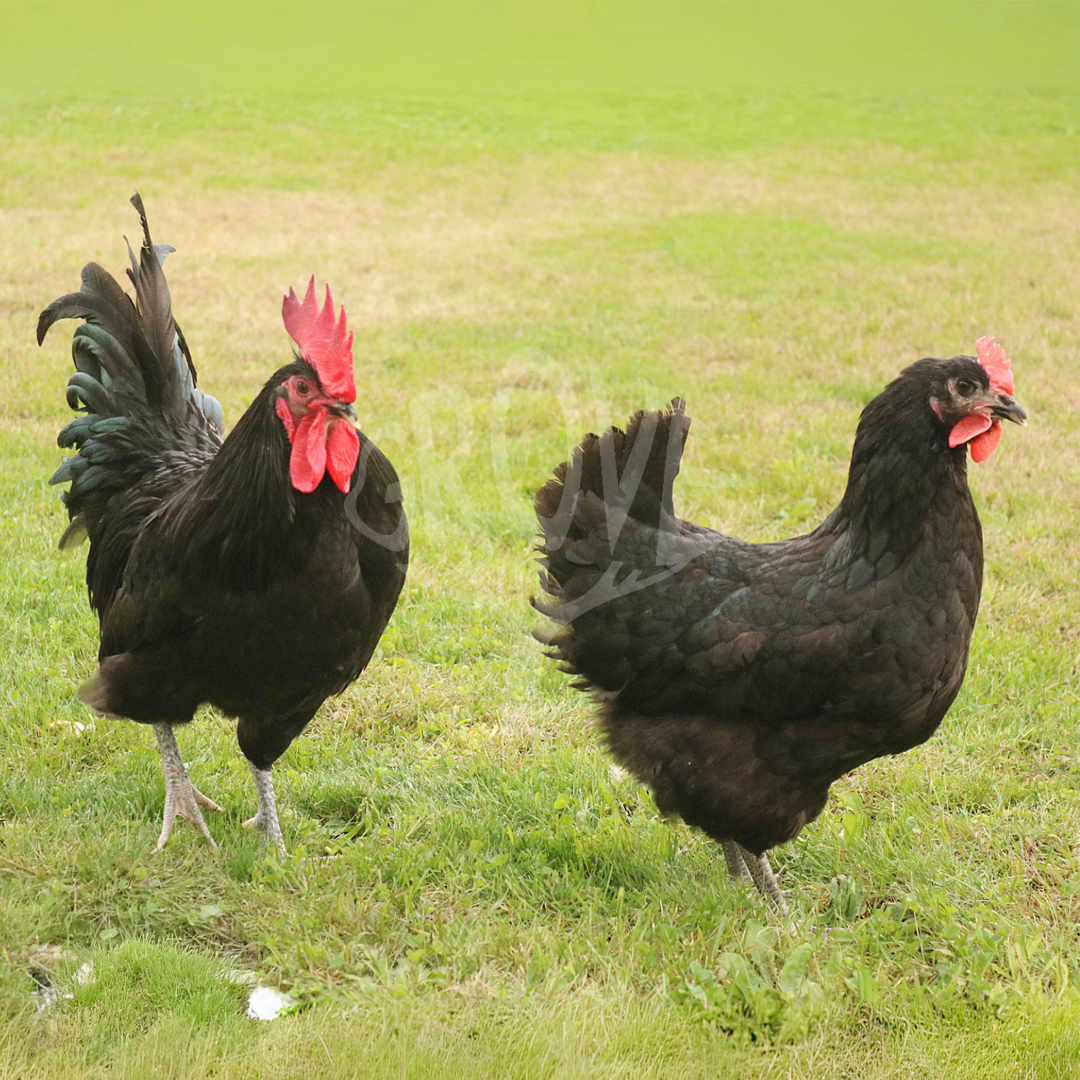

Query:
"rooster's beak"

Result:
[[991, 395, 1027, 426]]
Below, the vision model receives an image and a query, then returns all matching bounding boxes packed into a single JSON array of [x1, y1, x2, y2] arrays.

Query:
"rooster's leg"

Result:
[[152, 723, 223, 853], [243, 762, 287, 856], [741, 846, 787, 913], [722, 839, 749, 879]]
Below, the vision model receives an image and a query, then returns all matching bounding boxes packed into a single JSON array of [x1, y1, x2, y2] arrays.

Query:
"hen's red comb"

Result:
[[976, 335, 1014, 398], [282, 278, 356, 403]]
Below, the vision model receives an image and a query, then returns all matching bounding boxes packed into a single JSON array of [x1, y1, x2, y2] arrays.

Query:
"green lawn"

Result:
[[0, 87, 1077, 1078]]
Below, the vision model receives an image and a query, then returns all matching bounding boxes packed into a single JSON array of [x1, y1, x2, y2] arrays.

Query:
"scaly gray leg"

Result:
[[152, 722, 222, 852], [722, 839, 749, 879], [741, 846, 787, 913], [242, 762, 287, 856]]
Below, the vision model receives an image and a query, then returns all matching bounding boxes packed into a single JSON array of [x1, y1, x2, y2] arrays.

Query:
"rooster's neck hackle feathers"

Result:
[[181, 363, 321, 585]]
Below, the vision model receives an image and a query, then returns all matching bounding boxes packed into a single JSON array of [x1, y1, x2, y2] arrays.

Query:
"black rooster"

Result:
[[39, 195, 408, 853], [535, 346, 1024, 905]]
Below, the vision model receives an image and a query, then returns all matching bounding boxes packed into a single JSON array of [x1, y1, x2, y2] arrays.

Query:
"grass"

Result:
[[0, 86, 1077, 1078]]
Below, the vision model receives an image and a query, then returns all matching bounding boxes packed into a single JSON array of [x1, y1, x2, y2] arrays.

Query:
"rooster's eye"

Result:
[[956, 379, 977, 397], [294, 379, 311, 396]]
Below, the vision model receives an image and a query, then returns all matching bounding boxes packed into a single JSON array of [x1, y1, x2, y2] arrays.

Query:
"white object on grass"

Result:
[[247, 984, 291, 1020]]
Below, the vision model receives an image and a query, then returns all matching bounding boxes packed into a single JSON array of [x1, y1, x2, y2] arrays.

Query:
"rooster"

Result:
[[39, 195, 408, 854], [534, 345, 1025, 906]]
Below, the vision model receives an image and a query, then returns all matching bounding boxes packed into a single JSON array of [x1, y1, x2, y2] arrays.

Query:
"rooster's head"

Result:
[[927, 337, 1026, 462], [276, 278, 360, 493]]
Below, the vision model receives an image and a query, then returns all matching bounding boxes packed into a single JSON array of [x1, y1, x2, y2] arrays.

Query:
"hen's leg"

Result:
[[741, 846, 787, 913], [152, 722, 222, 853], [722, 839, 749, 879], [242, 762, 287, 856]]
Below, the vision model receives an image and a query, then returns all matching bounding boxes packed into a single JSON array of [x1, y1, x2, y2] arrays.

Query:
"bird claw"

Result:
[[191, 786, 225, 814], [244, 815, 287, 857], [151, 723, 219, 853], [152, 776, 219, 853], [244, 764, 288, 856], [720, 841, 788, 913]]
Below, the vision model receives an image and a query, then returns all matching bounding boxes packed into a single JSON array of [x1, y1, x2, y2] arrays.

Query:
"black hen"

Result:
[[39, 195, 408, 853], [535, 348, 1024, 905]]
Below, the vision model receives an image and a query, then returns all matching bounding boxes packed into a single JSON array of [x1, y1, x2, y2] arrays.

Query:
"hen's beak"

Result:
[[991, 395, 1027, 426], [329, 401, 358, 422]]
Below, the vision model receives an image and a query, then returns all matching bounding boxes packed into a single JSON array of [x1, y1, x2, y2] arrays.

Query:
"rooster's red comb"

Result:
[[976, 335, 1014, 398], [282, 278, 356, 403]]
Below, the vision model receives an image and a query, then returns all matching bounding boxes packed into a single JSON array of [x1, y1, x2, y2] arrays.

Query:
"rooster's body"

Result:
[[535, 350, 1024, 904], [40, 196, 407, 852]]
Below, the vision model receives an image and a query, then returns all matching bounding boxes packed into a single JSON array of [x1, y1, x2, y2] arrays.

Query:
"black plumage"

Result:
[[40, 196, 408, 852], [535, 356, 1025, 904]]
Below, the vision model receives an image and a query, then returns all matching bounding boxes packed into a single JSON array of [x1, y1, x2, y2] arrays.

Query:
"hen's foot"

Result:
[[243, 762, 287, 856], [722, 839, 749, 879], [741, 846, 788, 913], [152, 723, 222, 853]]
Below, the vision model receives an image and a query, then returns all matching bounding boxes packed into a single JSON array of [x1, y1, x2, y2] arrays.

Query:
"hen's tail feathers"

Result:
[[532, 398, 695, 693], [535, 397, 689, 559], [38, 194, 224, 549], [533, 396, 692, 624]]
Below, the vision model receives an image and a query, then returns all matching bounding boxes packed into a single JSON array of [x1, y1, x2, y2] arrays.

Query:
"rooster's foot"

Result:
[[152, 723, 221, 853], [243, 762, 287, 856]]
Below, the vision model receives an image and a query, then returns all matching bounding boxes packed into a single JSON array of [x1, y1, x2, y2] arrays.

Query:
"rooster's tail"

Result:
[[38, 194, 223, 553]]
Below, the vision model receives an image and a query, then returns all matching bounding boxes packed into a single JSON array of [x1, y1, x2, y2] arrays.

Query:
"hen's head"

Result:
[[921, 337, 1026, 462], [275, 278, 360, 493]]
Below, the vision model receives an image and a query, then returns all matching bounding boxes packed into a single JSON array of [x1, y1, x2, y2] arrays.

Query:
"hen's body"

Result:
[[536, 356, 1023, 903], [40, 197, 407, 851]]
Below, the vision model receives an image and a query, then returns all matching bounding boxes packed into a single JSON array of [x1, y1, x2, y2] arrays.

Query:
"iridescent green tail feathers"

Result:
[[37, 194, 224, 606]]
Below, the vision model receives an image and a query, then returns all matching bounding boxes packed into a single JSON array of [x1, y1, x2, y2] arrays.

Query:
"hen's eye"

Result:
[[956, 379, 977, 396], [294, 379, 311, 396]]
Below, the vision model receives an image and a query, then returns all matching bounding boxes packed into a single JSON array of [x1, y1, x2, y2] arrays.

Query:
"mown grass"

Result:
[[0, 87, 1077, 1077]]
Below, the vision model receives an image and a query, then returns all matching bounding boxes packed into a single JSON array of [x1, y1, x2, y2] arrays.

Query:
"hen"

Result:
[[39, 195, 408, 854], [535, 346, 1024, 905]]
